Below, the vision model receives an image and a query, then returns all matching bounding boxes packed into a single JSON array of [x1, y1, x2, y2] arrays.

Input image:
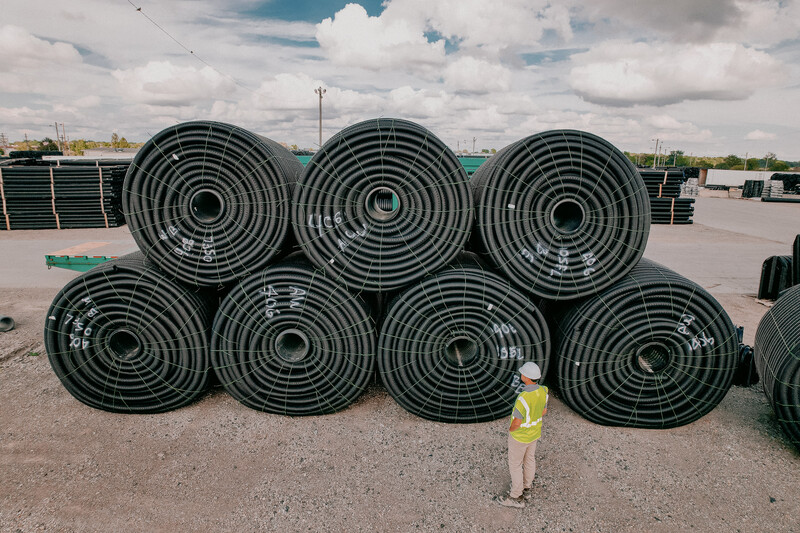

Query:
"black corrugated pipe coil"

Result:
[[378, 254, 550, 423], [44, 254, 213, 413], [123, 121, 302, 287], [211, 255, 376, 415], [754, 284, 800, 448], [472, 130, 650, 300], [554, 258, 739, 428], [292, 118, 473, 293]]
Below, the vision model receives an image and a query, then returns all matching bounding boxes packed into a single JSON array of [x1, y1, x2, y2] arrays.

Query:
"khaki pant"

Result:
[[508, 433, 538, 498]]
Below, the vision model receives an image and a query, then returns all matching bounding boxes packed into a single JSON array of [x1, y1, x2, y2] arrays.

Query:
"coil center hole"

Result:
[[190, 189, 225, 224], [365, 187, 400, 222], [444, 336, 478, 367], [108, 328, 143, 361], [274, 329, 310, 362], [550, 199, 586, 234], [635, 343, 671, 373]]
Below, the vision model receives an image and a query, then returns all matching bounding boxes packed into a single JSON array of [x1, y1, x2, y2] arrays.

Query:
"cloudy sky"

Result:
[[3, 0, 799, 159]]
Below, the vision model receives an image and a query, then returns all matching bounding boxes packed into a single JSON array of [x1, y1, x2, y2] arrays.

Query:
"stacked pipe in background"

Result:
[[742, 180, 765, 198], [0, 165, 126, 230], [638, 168, 694, 224], [756, 234, 800, 300]]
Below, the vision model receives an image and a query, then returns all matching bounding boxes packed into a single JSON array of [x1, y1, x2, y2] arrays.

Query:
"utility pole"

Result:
[[54, 122, 62, 152], [24, 133, 29, 150], [61, 123, 69, 155], [651, 138, 659, 169], [472, 137, 476, 154], [314, 86, 326, 147], [743, 152, 748, 171]]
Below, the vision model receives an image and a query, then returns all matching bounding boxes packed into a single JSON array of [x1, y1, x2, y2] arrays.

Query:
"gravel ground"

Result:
[[1, 196, 799, 532]]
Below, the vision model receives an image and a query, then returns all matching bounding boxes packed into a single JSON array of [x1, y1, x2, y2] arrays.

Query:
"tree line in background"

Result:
[[623, 150, 796, 171], [0, 136, 796, 171], [0, 133, 144, 156]]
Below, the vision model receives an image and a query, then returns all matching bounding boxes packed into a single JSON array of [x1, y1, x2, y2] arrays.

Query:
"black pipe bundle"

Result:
[[378, 255, 550, 423], [554, 258, 739, 428], [292, 118, 472, 293], [754, 285, 800, 448], [211, 255, 375, 415], [648, 198, 695, 225], [0, 165, 126, 230], [638, 168, 685, 198], [742, 180, 765, 199], [794, 235, 800, 286], [637, 168, 693, 224], [123, 121, 302, 287], [471, 130, 650, 301], [758, 256, 793, 300], [44, 254, 213, 413]]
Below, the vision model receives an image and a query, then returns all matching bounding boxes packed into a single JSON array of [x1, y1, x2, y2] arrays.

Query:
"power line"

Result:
[[126, 0, 256, 95]]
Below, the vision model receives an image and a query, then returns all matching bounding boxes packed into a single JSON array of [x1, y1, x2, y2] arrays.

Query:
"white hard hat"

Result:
[[519, 362, 541, 380]]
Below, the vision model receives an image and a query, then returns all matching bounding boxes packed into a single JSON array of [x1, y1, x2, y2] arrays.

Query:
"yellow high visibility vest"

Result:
[[509, 385, 548, 443]]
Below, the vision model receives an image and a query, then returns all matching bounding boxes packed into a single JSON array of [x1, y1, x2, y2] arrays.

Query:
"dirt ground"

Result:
[[1, 196, 799, 532]]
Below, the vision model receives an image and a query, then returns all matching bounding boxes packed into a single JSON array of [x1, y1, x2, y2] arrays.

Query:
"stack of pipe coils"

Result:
[[638, 168, 694, 224], [754, 284, 800, 449], [44, 119, 741, 431], [0, 165, 126, 230]]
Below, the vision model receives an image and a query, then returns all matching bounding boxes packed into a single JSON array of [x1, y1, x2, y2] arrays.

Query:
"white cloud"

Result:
[[251, 73, 383, 116], [316, 3, 445, 72], [383, 0, 573, 50], [388, 87, 451, 119], [574, 0, 800, 46], [74, 95, 102, 108], [443, 56, 512, 94], [569, 41, 783, 106], [646, 115, 685, 130], [112, 61, 236, 106], [717, 0, 800, 46], [315, 0, 575, 73], [746, 129, 776, 140], [575, 0, 743, 42], [0, 24, 82, 71]]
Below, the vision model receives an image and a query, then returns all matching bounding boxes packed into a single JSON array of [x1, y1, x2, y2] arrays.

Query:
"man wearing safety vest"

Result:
[[499, 362, 548, 508]]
